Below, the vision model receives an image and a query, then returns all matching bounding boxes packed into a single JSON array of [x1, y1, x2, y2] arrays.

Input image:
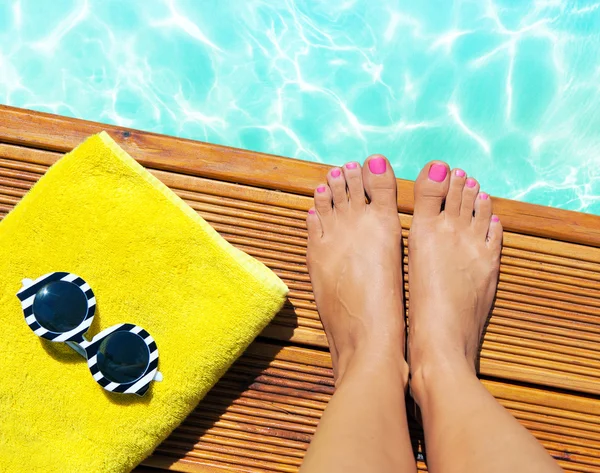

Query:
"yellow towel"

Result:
[[0, 132, 288, 472]]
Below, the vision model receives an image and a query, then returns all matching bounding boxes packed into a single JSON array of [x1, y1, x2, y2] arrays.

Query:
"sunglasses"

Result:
[[17, 272, 161, 396]]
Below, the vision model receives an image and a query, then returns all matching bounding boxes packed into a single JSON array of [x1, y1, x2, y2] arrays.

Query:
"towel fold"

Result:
[[0, 132, 288, 472]]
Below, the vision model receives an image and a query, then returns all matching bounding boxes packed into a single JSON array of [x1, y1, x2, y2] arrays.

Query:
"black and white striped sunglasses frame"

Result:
[[17, 272, 161, 396]]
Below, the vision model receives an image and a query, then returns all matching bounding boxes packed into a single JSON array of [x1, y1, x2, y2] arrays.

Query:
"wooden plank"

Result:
[[2, 106, 600, 473], [136, 341, 600, 473], [1, 143, 599, 395], [1, 105, 599, 247]]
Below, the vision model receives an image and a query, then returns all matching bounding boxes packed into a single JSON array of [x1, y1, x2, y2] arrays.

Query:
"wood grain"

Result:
[[3, 107, 600, 473], [1, 105, 599, 247], [136, 341, 600, 473], [1, 143, 599, 396]]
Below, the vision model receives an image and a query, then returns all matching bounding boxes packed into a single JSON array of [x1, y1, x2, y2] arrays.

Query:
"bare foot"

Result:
[[407, 162, 503, 403], [306, 155, 407, 386]]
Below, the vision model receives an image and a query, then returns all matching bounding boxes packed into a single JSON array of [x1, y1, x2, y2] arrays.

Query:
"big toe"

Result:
[[413, 161, 451, 218], [362, 155, 398, 211]]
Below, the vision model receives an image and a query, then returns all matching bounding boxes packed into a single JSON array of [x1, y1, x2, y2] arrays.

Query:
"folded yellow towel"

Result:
[[0, 132, 288, 472]]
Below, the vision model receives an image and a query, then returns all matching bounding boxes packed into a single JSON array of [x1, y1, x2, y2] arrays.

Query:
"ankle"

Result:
[[409, 351, 476, 407], [336, 340, 409, 390]]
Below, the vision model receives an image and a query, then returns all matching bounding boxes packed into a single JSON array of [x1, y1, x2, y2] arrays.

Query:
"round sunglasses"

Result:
[[17, 272, 162, 396]]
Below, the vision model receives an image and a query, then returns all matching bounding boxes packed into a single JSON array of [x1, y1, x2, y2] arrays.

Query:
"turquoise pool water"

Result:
[[1, 0, 599, 214]]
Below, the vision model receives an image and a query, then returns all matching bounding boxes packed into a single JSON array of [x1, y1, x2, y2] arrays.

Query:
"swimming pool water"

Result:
[[1, 0, 599, 214]]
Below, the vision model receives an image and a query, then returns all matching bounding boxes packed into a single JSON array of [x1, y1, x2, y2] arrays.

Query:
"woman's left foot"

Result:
[[306, 155, 407, 386]]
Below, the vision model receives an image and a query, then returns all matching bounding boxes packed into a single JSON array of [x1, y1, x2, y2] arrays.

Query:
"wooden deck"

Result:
[[1, 105, 599, 473]]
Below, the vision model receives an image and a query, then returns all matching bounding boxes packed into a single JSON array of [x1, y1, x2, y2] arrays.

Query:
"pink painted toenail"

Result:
[[492, 215, 500, 222], [455, 169, 466, 177], [368, 157, 386, 174], [317, 185, 327, 193], [479, 192, 489, 200], [331, 168, 341, 178], [428, 163, 447, 182], [346, 162, 358, 169], [308, 209, 315, 214], [466, 178, 477, 188]]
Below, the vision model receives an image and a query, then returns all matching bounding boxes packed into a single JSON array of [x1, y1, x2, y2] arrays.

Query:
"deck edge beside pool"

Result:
[[1, 105, 599, 249]]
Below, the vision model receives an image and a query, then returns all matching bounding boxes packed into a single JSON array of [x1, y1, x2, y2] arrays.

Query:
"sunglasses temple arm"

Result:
[[66, 341, 87, 359]]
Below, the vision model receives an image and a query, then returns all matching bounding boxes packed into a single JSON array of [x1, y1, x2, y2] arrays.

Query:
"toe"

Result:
[[460, 177, 480, 222], [314, 183, 333, 222], [474, 192, 493, 236], [306, 208, 322, 240], [343, 161, 366, 211], [362, 154, 398, 211], [413, 161, 450, 218], [444, 168, 466, 218], [487, 214, 503, 252], [327, 167, 349, 211]]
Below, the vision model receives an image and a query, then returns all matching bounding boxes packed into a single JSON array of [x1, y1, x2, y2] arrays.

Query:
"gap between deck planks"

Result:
[[1, 106, 600, 473]]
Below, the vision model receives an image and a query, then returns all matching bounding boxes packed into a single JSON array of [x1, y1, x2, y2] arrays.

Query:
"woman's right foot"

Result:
[[407, 161, 503, 404]]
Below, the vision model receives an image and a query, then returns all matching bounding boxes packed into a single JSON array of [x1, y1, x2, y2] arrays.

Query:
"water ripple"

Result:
[[0, 0, 599, 214]]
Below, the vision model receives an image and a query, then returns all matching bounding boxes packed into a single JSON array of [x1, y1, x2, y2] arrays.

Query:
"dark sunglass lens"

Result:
[[97, 331, 150, 384], [33, 281, 88, 333]]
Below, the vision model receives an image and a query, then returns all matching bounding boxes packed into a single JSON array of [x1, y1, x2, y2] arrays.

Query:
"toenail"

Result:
[[308, 209, 315, 214], [466, 178, 477, 188], [317, 185, 327, 193], [492, 215, 500, 222], [479, 192, 489, 200], [455, 169, 466, 177], [346, 162, 358, 169], [331, 168, 341, 178], [428, 163, 448, 182], [368, 157, 387, 174]]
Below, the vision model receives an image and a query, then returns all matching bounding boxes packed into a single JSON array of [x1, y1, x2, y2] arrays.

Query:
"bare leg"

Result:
[[301, 156, 417, 473], [408, 161, 563, 473]]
